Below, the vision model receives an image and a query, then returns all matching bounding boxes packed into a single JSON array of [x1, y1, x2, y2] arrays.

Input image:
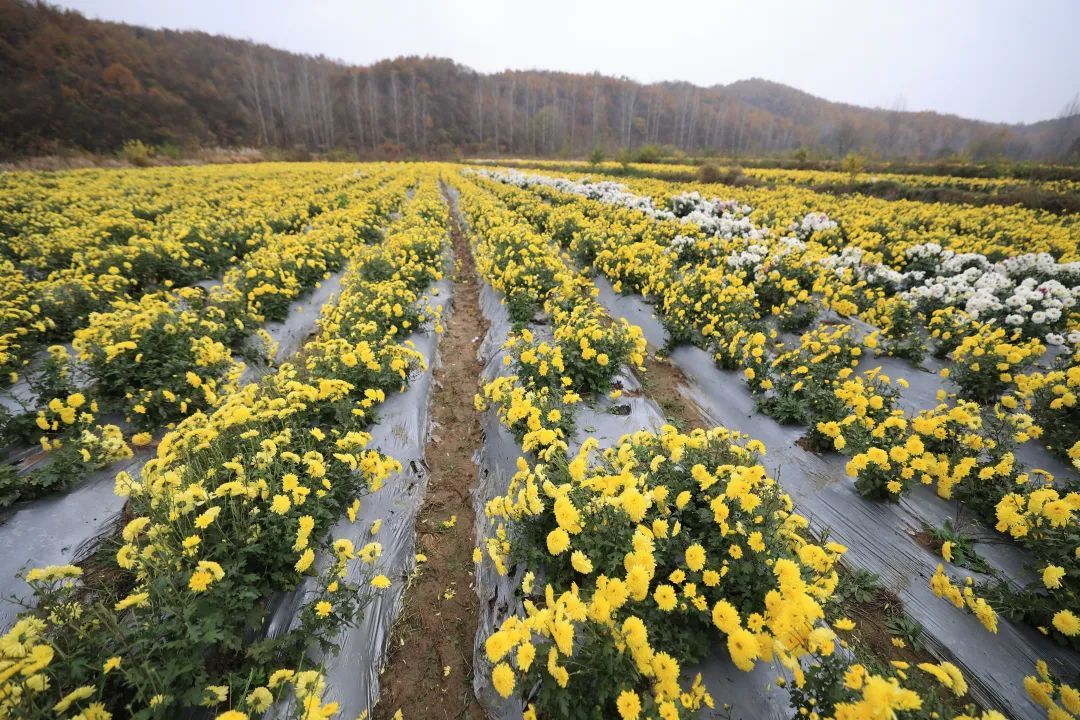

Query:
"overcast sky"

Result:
[[55, 0, 1079, 125]]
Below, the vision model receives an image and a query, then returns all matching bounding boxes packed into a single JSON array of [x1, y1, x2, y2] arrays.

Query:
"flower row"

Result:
[[0, 170, 449, 719]]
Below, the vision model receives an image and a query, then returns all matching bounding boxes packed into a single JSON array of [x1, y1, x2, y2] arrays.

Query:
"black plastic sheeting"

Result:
[[592, 275, 1080, 719], [266, 271, 452, 719], [0, 269, 350, 632]]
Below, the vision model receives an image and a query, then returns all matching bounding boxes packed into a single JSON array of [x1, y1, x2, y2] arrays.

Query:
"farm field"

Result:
[[472, 158, 1080, 214], [0, 161, 1077, 720]]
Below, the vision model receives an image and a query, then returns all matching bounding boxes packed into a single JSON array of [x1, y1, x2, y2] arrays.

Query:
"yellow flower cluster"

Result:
[[0, 617, 61, 716], [929, 564, 999, 633], [619, 171, 1080, 263], [951, 325, 1045, 404], [476, 167, 1080, 645], [481, 425, 844, 717], [1025, 659, 1080, 718], [2, 167, 449, 718], [0, 360, 133, 506], [72, 168, 412, 429], [496, 157, 1080, 209], [459, 173, 646, 459], [1011, 351, 1080, 471], [473, 165, 1080, 710], [0, 164, 367, 383]]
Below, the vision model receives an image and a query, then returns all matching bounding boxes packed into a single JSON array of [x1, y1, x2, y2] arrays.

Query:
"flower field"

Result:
[[0, 161, 1077, 720]]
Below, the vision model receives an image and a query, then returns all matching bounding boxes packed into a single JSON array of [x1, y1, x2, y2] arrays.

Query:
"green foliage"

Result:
[[925, 519, 992, 573], [884, 610, 924, 651], [777, 302, 819, 332], [633, 144, 664, 164], [880, 299, 927, 364], [831, 568, 883, 608]]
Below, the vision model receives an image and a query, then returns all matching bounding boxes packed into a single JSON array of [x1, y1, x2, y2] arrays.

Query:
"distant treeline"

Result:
[[2, 0, 1079, 162]]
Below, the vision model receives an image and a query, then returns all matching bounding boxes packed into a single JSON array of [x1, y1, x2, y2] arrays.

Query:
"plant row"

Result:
[[0, 164, 380, 386], [0, 169, 408, 508], [455, 174, 1015, 720], [0, 170, 450, 719], [477, 169, 1079, 647]]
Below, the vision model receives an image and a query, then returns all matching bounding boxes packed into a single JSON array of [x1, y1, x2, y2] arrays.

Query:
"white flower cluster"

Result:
[[476, 169, 673, 218], [480, 171, 1079, 348], [1047, 330, 1080, 347], [777, 237, 808, 255], [726, 243, 771, 272], [670, 191, 750, 219], [666, 234, 725, 260], [999, 253, 1080, 286], [789, 212, 838, 239], [479, 169, 767, 240], [896, 243, 1080, 344], [819, 246, 867, 273]]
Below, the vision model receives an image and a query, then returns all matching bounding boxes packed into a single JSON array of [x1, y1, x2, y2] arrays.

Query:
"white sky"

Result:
[[55, 0, 1080, 125]]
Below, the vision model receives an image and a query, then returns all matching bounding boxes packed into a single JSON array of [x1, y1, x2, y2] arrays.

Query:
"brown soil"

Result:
[[911, 528, 939, 553], [844, 585, 925, 665], [374, 189, 486, 720], [639, 354, 707, 431], [834, 566, 956, 677]]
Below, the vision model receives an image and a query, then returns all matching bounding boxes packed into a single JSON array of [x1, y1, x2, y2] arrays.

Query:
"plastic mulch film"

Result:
[[0, 268, 351, 633], [239, 269, 348, 385], [592, 275, 1080, 719], [470, 279, 796, 720], [266, 271, 452, 719], [0, 446, 152, 630]]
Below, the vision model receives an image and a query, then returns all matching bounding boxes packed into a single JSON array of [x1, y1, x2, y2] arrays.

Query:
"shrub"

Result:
[[120, 139, 152, 167], [696, 162, 721, 184], [633, 144, 664, 164], [841, 152, 866, 179]]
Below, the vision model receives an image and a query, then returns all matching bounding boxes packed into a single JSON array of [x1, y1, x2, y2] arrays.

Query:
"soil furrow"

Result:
[[374, 188, 486, 720]]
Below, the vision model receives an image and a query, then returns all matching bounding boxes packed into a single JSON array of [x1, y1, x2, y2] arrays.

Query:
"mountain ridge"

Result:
[[2, 0, 1077, 161]]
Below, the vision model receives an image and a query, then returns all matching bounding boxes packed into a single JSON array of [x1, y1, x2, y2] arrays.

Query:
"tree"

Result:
[[0, 0, 1072, 161], [831, 118, 860, 158], [588, 146, 605, 166], [102, 62, 141, 94]]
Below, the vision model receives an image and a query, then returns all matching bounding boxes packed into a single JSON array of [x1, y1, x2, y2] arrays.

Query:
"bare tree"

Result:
[[420, 91, 429, 150], [409, 69, 419, 148], [317, 66, 335, 148], [1054, 92, 1080, 159], [268, 55, 291, 145], [494, 78, 501, 151], [390, 71, 401, 145], [366, 72, 380, 150], [242, 51, 269, 145], [475, 75, 485, 145], [508, 76, 516, 152], [620, 81, 637, 149], [831, 117, 861, 157], [886, 95, 907, 156], [350, 71, 365, 153], [591, 79, 601, 146], [567, 81, 576, 151]]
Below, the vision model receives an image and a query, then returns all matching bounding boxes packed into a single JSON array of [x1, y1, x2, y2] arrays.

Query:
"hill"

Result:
[[2, 0, 1078, 161]]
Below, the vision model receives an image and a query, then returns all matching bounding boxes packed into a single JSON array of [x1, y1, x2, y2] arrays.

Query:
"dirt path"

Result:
[[374, 188, 486, 720]]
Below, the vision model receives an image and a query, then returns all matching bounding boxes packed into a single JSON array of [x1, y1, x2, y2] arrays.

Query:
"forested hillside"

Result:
[[2, 0, 1078, 160]]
